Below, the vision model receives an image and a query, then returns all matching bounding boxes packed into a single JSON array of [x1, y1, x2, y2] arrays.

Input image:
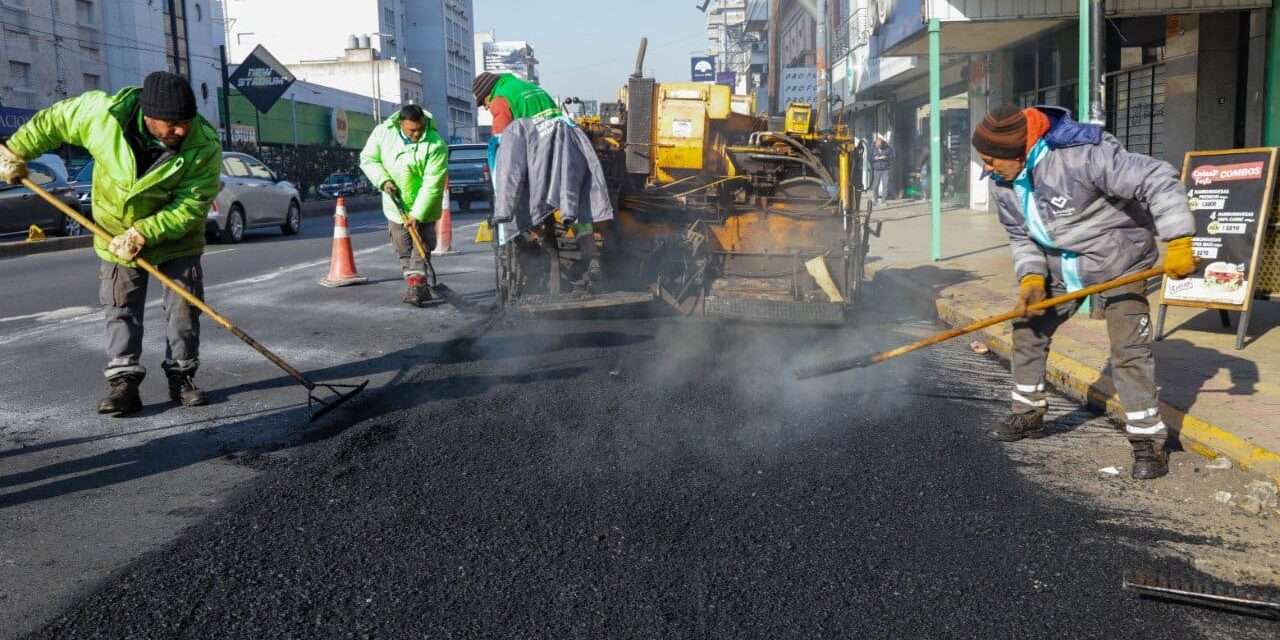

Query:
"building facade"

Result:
[[221, 0, 477, 143], [472, 31, 541, 138], [1, 0, 222, 127], [287, 40, 425, 122]]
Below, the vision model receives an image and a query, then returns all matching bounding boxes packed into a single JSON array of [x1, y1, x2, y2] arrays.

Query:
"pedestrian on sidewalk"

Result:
[[0, 72, 222, 416], [973, 103, 1197, 480], [359, 104, 448, 307], [870, 135, 894, 205]]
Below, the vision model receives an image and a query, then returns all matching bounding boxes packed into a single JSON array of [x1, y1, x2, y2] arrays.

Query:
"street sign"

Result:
[[691, 56, 715, 82], [1156, 147, 1279, 349], [716, 71, 736, 88], [0, 106, 36, 138], [229, 45, 295, 114]]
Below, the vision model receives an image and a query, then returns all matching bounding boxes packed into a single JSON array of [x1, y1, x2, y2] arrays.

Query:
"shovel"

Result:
[[21, 178, 367, 421], [794, 266, 1165, 380], [390, 192, 474, 310]]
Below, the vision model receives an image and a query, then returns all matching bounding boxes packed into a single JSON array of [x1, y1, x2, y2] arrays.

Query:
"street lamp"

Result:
[[369, 32, 396, 120]]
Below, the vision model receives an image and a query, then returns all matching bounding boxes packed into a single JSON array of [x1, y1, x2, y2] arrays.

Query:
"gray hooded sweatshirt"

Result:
[[990, 107, 1194, 290]]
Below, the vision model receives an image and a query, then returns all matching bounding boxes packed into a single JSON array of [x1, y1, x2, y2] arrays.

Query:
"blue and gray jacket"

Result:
[[990, 106, 1194, 291]]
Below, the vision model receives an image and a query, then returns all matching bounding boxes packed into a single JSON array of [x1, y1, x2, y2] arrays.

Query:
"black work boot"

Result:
[[97, 375, 143, 416], [166, 372, 208, 407], [403, 277, 431, 307], [1130, 441, 1169, 480], [989, 411, 1047, 442]]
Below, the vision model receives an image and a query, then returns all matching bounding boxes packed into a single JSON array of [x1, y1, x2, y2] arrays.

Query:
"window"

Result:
[[76, 0, 94, 26], [83, 73, 100, 91], [223, 157, 251, 178], [27, 162, 54, 186], [384, 8, 394, 29], [9, 61, 31, 90], [163, 0, 190, 78], [244, 158, 274, 181], [450, 148, 486, 161]]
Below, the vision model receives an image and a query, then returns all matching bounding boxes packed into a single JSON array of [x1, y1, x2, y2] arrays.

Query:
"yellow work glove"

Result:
[[1014, 274, 1048, 318], [0, 144, 28, 185], [1164, 237, 1197, 279], [108, 228, 146, 261]]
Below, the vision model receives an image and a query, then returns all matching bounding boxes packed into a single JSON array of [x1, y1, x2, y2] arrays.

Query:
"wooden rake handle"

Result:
[[794, 266, 1166, 380]]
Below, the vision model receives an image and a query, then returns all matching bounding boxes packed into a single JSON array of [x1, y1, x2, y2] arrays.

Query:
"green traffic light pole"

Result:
[[929, 18, 942, 261], [1266, 1, 1280, 146]]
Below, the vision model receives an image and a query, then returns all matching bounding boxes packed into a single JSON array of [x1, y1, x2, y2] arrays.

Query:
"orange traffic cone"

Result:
[[319, 197, 368, 287], [434, 177, 457, 255]]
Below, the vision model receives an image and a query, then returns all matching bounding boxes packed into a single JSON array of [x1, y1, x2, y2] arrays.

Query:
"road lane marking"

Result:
[[205, 248, 237, 256], [0, 306, 98, 324]]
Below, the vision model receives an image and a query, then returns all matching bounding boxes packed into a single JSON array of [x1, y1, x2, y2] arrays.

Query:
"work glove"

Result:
[[108, 228, 146, 261], [1163, 237, 1198, 279], [0, 144, 28, 185], [1013, 274, 1048, 318], [381, 181, 399, 197]]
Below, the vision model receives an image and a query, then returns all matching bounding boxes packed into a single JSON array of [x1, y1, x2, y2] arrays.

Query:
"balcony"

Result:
[[832, 9, 871, 61]]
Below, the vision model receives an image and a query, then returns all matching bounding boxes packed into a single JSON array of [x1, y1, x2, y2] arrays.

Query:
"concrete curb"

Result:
[[0, 235, 93, 258], [868, 264, 1280, 483], [0, 196, 384, 259]]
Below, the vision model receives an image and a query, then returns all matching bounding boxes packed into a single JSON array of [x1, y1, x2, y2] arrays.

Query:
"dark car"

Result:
[[0, 155, 86, 239], [70, 159, 93, 214], [448, 144, 492, 211], [318, 172, 359, 199]]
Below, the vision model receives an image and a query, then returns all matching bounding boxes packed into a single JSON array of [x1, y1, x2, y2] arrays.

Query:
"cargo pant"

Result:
[[99, 255, 202, 381], [388, 219, 436, 279], [1010, 278, 1167, 447]]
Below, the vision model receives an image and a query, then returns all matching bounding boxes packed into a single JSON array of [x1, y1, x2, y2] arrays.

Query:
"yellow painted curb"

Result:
[[869, 265, 1280, 483]]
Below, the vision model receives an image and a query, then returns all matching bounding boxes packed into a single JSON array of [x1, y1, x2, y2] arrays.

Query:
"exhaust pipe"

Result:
[[632, 37, 648, 79]]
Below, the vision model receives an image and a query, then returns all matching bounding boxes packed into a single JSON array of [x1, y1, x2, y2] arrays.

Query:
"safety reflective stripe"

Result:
[[332, 227, 350, 239], [1126, 408, 1160, 421], [1016, 383, 1045, 393], [1012, 391, 1048, 408], [1125, 422, 1167, 435], [1015, 138, 1086, 301]]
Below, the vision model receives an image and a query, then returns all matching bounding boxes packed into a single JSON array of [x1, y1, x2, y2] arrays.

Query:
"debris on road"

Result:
[[969, 340, 990, 355], [1215, 491, 1234, 504], [1206, 457, 1233, 470], [1099, 466, 1122, 476], [1245, 480, 1278, 509]]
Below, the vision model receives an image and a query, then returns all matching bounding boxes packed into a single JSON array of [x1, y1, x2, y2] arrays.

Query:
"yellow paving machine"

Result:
[[496, 39, 874, 325]]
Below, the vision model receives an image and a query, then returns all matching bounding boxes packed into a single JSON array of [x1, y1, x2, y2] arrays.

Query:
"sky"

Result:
[[473, 0, 712, 103]]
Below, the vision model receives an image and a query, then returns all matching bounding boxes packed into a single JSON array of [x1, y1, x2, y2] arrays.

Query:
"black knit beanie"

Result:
[[141, 71, 197, 121], [972, 104, 1027, 159], [472, 72, 500, 107]]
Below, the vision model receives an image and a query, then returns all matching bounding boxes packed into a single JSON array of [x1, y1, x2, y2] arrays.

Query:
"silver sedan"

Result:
[[206, 152, 302, 244]]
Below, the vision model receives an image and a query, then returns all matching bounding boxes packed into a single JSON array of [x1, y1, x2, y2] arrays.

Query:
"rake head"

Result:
[[308, 380, 370, 422], [1123, 572, 1280, 620]]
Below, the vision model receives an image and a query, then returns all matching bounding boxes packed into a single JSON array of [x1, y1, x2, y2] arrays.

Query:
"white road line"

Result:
[[205, 248, 237, 256], [0, 244, 390, 346], [0, 305, 98, 324]]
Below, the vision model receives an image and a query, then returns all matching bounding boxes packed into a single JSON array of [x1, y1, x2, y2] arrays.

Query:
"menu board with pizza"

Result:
[[1162, 148, 1278, 309]]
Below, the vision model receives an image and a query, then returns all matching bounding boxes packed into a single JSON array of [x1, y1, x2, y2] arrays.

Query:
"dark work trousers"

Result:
[[99, 255, 203, 381], [870, 170, 889, 202], [388, 219, 436, 280], [1010, 279, 1166, 448]]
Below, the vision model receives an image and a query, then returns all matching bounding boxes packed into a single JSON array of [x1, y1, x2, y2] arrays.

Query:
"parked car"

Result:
[[447, 144, 492, 211], [317, 172, 359, 199], [0, 154, 86, 239], [70, 159, 94, 214], [206, 152, 302, 244]]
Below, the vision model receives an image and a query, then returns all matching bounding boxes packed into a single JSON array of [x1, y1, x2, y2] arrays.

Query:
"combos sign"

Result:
[[1191, 161, 1265, 186], [1163, 148, 1277, 308], [228, 45, 296, 114]]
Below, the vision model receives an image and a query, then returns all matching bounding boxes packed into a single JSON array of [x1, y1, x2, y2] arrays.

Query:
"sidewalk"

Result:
[[864, 200, 1280, 482]]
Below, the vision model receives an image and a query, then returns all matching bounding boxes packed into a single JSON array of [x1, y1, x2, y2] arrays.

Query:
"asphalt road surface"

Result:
[[0, 202, 494, 637], [10, 270, 1279, 637]]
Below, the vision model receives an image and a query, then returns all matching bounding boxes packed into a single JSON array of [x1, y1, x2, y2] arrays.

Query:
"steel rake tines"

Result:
[[307, 381, 370, 422]]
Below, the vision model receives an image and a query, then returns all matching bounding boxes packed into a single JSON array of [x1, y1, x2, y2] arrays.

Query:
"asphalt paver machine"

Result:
[[496, 39, 875, 325]]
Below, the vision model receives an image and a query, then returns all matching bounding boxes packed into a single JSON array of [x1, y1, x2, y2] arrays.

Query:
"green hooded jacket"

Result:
[[6, 87, 222, 266], [490, 75, 561, 121], [359, 112, 449, 224]]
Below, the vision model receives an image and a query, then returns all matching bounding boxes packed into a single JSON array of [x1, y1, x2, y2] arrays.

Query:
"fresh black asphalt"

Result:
[[25, 297, 1279, 639]]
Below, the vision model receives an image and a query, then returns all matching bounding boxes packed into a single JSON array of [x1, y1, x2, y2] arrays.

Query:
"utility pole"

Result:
[[816, 0, 829, 131], [768, 0, 780, 115], [49, 0, 66, 97], [1267, 2, 1280, 145], [219, 45, 233, 148], [1078, 0, 1105, 124], [928, 18, 941, 261]]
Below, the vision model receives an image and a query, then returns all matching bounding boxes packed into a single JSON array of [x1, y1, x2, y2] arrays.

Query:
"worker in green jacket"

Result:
[[473, 72, 602, 293], [0, 72, 222, 416], [359, 105, 449, 307]]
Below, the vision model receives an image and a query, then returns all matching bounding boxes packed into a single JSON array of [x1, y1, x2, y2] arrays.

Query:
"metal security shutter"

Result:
[[1106, 63, 1167, 160]]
